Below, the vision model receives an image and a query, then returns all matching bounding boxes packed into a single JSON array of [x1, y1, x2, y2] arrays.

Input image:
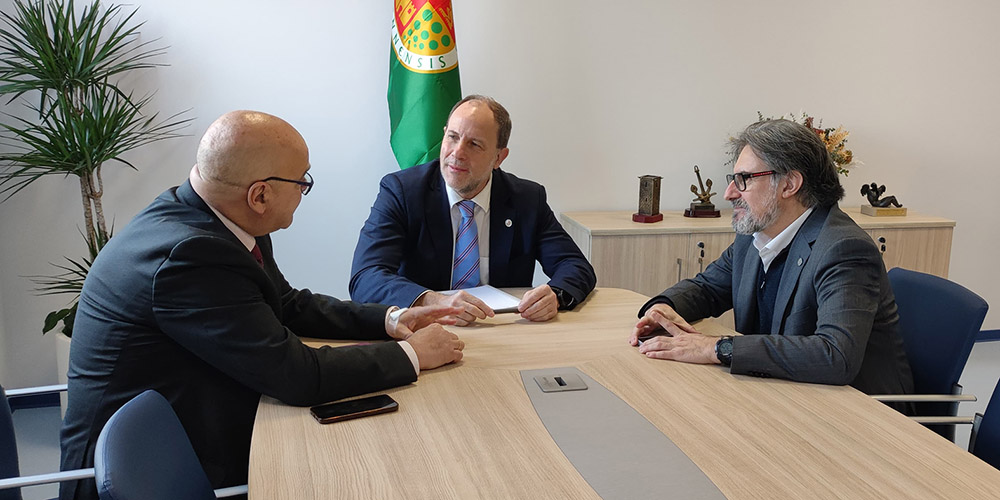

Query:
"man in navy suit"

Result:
[[629, 119, 912, 399], [60, 111, 465, 500], [351, 95, 596, 325]]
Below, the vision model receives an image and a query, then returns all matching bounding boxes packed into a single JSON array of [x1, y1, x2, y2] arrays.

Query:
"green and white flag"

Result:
[[388, 0, 461, 169]]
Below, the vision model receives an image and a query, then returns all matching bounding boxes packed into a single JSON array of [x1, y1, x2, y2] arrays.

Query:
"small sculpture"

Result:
[[860, 182, 906, 216], [633, 175, 663, 223], [684, 165, 721, 218], [861, 183, 902, 208]]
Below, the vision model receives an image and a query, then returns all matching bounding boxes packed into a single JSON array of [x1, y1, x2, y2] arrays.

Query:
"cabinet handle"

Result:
[[696, 241, 705, 273], [676, 258, 683, 283], [878, 236, 886, 254]]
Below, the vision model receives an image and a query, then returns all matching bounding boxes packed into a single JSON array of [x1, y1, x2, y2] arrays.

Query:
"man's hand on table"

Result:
[[517, 284, 558, 322], [407, 324, 465, 369], [415, 290, 494, 326], [386, 305, 462, 339], [630, 303, 720, 364]]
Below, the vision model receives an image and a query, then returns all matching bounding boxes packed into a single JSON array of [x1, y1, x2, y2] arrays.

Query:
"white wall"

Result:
[[2, 0, 998, 387]]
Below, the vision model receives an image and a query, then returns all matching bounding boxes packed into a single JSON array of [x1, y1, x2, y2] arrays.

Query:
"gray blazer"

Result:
[[640, 205, 913, 396]]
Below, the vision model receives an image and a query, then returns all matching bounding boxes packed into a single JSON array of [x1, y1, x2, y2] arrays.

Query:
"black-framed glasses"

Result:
[[726, 170, 776, 192], [258, 171, 314, 195]]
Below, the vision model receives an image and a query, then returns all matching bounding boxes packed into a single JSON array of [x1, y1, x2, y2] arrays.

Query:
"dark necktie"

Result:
[[251, 244, 264, 267]]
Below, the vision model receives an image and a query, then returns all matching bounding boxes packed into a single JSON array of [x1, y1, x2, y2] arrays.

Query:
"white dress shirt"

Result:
[[753, 207, 814, 272]]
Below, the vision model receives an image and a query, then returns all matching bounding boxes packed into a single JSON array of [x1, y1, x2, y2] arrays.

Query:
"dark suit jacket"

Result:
[[350, 160, 596, 307], [640, 205, 914, 396], [60, 181, 415, 500]]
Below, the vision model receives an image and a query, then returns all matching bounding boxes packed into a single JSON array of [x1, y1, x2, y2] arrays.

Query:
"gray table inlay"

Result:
[[521, 367, 726, 500]]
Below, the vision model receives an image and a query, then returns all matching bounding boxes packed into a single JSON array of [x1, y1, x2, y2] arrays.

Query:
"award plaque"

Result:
[[684, 165, 721, 218]]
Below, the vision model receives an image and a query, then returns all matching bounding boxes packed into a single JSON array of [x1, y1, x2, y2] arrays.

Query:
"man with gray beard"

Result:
[[628, 119, 913, 400]]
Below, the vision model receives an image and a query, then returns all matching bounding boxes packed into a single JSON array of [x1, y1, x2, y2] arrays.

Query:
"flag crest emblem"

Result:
[[392, 0, 458, 74]]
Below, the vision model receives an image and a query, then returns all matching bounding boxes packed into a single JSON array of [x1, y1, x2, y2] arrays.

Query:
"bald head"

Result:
[[190, 110, 311, 236], [196, 110, 308, 186]]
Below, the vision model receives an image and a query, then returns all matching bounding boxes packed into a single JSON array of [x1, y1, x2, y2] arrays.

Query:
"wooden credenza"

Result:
[[561, 206, 955, 298]]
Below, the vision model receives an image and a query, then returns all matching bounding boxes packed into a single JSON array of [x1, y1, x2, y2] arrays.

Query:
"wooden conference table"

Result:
[[248, 288, 1000, 499]]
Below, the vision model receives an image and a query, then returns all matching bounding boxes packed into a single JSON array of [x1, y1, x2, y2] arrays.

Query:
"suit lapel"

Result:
[[178, 180, 283, 312], [427, 169, 456, 286], [770, 206, 827, 334], [254, 236, 281, 283], [489, 170, 515, 283], [735, 242, 760, 332]]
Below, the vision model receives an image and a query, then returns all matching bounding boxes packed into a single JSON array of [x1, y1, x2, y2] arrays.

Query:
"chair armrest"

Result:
[[4, 384, 68, 398], [911, 416, 975, 425], [215, 484, 249, 498], [0, 468, 95, 490], [870, 394, 977, 403], [969, 413, 985, 453]]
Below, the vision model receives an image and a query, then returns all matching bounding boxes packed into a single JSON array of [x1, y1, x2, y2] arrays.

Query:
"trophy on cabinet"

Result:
[[860, 182, 906, 216], [684, 165, 721, 218], [633, 175, 663, 223]]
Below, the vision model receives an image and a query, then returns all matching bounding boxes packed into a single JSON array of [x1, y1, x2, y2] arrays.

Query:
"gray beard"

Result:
[[731, 194, 779, 235]]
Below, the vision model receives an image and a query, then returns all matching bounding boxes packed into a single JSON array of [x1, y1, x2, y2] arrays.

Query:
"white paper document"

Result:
[[440, 285, 521, 313]]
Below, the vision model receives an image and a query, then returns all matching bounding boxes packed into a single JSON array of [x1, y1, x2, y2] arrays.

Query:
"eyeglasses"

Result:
[[257, 171, 314, 195], [726, 170, 776, 192]]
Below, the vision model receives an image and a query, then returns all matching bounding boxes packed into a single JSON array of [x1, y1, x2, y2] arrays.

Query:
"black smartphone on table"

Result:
[[310, 394, 399, 424]]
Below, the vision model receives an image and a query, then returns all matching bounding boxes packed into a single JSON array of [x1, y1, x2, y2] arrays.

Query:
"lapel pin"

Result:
[[797, 258, 803, 266], [505, 219, 512, 227]]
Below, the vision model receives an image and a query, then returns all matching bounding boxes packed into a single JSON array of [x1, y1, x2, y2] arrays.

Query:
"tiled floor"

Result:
[[8, 342, 1000, 499]]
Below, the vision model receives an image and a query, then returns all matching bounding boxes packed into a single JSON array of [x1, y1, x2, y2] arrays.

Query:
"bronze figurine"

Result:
[[684, 165, 720, 218], [861, 182, 902, 208]]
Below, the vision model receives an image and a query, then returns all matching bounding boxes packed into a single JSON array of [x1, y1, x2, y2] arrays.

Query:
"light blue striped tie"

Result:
[[452, 200, 481, 289]]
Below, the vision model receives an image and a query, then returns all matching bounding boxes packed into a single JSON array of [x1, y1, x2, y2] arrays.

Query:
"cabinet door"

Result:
[[867, 227, 953, 278], [684, 232, 736, 280], [684, 233, 737, 330], [590, 233, 689, 297]]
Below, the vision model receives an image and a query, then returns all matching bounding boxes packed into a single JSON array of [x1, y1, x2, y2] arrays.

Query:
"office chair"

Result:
[[94, 390, 247, 500], [970, 379, 1000, 470], [0, 383, 94, 500], [872, 268, 988, 441]]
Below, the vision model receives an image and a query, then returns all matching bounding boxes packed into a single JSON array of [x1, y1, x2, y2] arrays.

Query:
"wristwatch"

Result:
[[387, 306, 407, 333], [551, 286, 576, 310], [715, 336, 734, 366]]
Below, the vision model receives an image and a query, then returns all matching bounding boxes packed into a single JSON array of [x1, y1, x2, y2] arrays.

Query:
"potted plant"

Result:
[[755, 111, 858, 176], [0, 0, 190, 336]]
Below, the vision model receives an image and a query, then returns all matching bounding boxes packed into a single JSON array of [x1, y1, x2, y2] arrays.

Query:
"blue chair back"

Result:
[[972, 380, 1000, 470], [888, 267, 988, 440], [94, 390, 216, 500], [0, 385, 23, 500]]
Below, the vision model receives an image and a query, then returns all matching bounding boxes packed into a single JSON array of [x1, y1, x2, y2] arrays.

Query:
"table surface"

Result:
[[249, 288, 1000, 499]]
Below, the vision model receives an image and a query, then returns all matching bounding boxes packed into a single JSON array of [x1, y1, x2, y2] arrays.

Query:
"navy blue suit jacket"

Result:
[[350, 160, 596, 307], [60, 181, 415, 500]]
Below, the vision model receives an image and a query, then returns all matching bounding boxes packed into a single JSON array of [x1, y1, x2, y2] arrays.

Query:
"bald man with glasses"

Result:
[[629, 119, 913, 406], [60, 111, 465, 500]]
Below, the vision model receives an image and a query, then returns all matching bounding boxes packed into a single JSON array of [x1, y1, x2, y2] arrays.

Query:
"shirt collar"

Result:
[[204, 203, 257, 252], [445, 172, 493, 213], [190, 165, 257, 252], [754, 206, 814, 271]]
